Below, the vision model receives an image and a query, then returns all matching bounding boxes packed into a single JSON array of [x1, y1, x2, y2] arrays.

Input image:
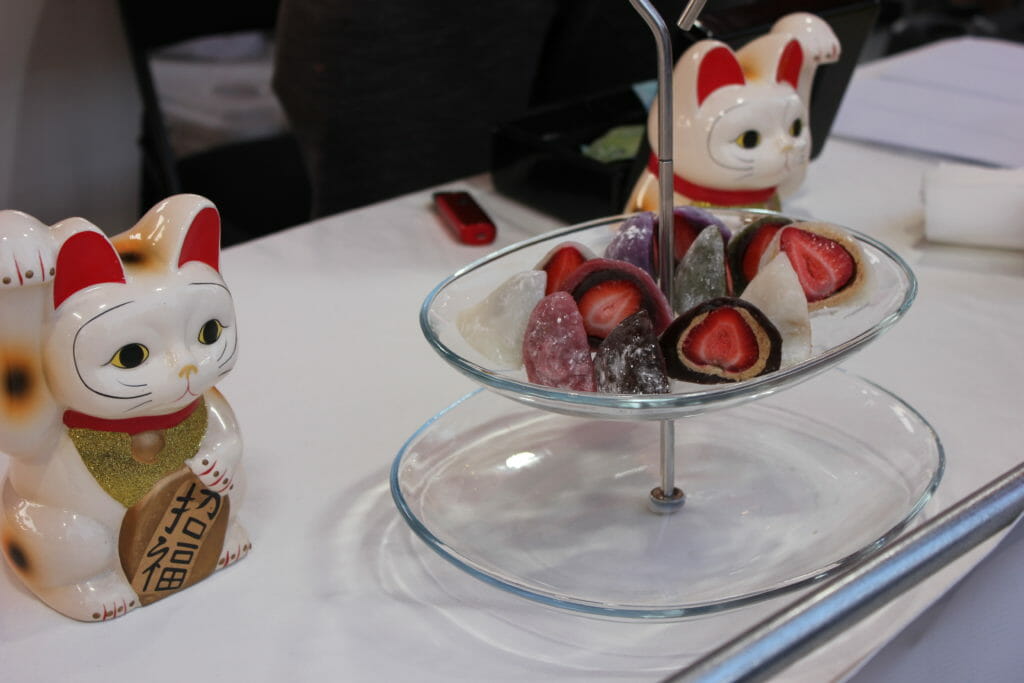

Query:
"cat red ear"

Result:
[[53, 231, 126, 309], [697, 46, 746, 105], [775, 39, 803, 90], [177, 206, 221, 272]]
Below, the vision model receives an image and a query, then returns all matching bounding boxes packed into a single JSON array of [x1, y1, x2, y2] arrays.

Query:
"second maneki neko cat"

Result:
[[0, 195, 249, 622], [627, 12, 841, 213]]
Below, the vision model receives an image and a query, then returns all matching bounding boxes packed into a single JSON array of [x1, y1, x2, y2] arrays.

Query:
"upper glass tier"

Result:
[[421, 209, 916, 421]]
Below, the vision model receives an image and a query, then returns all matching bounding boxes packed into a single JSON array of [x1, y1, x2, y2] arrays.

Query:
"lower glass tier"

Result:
[[391, 370, 943, 619]]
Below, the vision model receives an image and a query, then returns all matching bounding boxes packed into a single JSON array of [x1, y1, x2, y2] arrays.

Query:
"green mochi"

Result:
[[672, 225, 727, 314]]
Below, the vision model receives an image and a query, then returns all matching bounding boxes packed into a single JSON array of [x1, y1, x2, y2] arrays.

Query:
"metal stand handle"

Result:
[[663, 461, 1024, 682], [628, 0, 705, 513]]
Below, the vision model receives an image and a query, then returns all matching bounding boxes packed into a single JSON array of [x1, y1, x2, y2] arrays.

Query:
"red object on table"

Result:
[[433, 191, 496, 245]]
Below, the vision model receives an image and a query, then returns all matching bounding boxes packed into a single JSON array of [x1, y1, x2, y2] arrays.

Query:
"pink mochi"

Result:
[[522, 292, 595, 392]]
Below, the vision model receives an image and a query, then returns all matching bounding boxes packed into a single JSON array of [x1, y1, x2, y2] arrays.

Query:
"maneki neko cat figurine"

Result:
[[0, 194, 249, 622], [627, 12, 841, 212]]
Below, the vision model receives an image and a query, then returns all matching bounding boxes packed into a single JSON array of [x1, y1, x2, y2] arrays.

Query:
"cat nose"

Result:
[[178, 364, 198, 379]]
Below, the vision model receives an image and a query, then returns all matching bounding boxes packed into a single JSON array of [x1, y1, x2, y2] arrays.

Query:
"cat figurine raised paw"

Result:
[[627, 12, 840, 213], [0, 194, 249, 622]]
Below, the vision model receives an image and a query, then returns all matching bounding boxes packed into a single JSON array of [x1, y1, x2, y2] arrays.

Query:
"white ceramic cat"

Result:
[[627, 12, 840, 212], [0, 194, 249, 621]]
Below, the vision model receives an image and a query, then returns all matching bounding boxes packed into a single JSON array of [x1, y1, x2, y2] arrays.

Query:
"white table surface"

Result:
[[1, 133, 1022, 681]]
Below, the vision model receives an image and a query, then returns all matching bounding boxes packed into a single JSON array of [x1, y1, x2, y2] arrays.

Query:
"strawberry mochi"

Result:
[[558, 258, 673, 348], [759, 222, 867, 310], [660, 297, 782, 384], [534, 241, 595, 295]]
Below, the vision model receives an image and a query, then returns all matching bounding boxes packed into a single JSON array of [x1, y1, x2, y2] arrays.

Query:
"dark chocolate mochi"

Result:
[[660, 297, 781, 384], [594, 310, 670, 395]]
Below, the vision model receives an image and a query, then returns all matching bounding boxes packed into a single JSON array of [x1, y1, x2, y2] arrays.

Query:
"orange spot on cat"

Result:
[[111, 234, 159, 273], [742, 65, 763, 81], [117, 250, 148, 268], [0, 347, 44, 420], [3, 536, 31, 574]]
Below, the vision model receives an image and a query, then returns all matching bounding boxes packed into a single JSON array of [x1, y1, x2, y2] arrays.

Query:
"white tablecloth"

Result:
[[1, 134, 1022, 681]]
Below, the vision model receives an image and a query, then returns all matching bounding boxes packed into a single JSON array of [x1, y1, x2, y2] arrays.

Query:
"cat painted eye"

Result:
[[790, 119, 803, 137], [736, 130, 760, 149], [198, 319, 224, 345], [110, 343, 149, 369]]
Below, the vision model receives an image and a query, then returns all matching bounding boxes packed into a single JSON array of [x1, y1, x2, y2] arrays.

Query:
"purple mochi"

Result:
[[654, 206, 732, 265], [604, 212, 656, 277], [674, 206, 731, 244]]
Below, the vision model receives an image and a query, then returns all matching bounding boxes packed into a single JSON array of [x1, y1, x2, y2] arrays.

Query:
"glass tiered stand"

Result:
[[390, 209, 943, 619], [391, 0, 942, 622]]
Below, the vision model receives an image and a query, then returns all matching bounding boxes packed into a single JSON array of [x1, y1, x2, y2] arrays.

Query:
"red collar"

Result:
[[63, 399, 200, 435], [647, 154, 776, 206]]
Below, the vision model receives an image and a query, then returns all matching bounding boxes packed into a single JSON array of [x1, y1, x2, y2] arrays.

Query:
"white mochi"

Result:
[[741, 254, 811, 367], [457, 270, 547, 369]]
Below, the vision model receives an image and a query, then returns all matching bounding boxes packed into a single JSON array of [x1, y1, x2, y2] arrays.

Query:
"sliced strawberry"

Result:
[[660, 297, 781, 384], [560, 258, 673, 343], [727, 216, 793, 295], [652, 218, 698, 264], [673, 219, 700, 262], [577, 280, 642, 341], [652, 208, 729, 265], [741, 224, 781, 283], [541, 245, 587, 295], [682, 307, 757, 372], [779, 227, 855, 303]]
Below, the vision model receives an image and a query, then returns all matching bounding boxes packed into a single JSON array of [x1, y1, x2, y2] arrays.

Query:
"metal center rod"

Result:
[[659, 419, 677, 492], [630, 0, 699, 512], [627, 0, 676, 305]]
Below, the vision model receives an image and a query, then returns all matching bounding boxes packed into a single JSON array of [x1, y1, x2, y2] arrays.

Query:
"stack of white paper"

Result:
[[830, 37, 1024, 168]]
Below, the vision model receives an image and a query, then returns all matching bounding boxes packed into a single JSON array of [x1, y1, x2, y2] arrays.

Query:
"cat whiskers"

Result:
[[216, 339, 229, 362], [217, 335, 238, 372], [710, 153, 754, 172], [124, 398, 153, 413]]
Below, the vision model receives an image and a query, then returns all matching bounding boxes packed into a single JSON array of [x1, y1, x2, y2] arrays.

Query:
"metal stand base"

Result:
[[649, 485, 686, 514]]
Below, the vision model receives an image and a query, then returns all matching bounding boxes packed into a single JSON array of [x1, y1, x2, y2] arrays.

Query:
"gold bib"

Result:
[[68, 398, 207, 508]]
